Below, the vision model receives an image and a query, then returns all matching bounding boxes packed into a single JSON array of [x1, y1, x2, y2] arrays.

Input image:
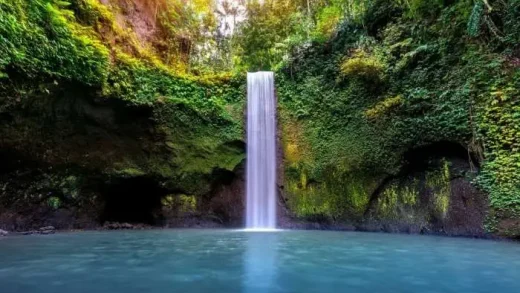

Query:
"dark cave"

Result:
[[100, 177, 169, 225], [402, 141, 478, 172]]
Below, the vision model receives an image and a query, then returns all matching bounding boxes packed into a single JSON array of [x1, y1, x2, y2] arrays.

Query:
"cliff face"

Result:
[[0, 0, 246, 230], [277, 0, 520, 238]]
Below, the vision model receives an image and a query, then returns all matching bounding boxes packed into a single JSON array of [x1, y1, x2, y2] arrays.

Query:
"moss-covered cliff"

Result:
[[0, 0, 246, 230], [277, 0, 520, 238]]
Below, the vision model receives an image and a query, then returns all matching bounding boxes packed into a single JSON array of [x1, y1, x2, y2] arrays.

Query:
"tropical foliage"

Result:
[[274, 0, 520, 229], [1, 0, 520, 235]]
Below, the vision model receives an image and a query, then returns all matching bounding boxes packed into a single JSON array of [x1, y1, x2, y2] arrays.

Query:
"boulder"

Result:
[[0, 229, 8, 236], [40, 229, 55, 235], [22, 230, 38, 235], [39, 226, 56, 233]]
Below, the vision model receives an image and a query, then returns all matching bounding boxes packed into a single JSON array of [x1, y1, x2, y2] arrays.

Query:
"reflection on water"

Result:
[[243, 232, 279, 293]]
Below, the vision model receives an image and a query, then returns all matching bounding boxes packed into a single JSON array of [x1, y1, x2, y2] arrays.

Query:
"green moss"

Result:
[[401, 182, 419, 206], [113, 167, 147, 178], [162, 194, 197, 214], [339, 50, 385, 81], [0, 0, 109, 85], [365, 95, 404, 120], [47, 196, 61, 209], [286, 180, 334, 219], [378, 184, 398, 217], [285, 167, 374, 221], [426, 159, 451, 219], [376, 180, 419, 218], [178, 195, 197, 213]]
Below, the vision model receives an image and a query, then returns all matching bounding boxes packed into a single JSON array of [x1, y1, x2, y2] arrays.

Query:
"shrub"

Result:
[[339, 50, 385, 81]]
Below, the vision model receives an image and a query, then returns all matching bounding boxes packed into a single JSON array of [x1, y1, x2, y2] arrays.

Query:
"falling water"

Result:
[[246, 71, 277, 229]]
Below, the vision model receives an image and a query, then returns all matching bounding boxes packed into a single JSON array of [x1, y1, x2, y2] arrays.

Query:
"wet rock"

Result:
[[121, 223, 133, 229], [0, 229, 8, 236], [19, 226, 57, 235], [22, 230, 38, 235], [104, 222, 135, 230], [39, 226, 56, 234]]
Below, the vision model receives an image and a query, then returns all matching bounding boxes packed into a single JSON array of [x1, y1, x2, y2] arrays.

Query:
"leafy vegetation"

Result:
[[0, 0, 245, 199], [1, 0, 520, 235], [272, 0, 520, 233]]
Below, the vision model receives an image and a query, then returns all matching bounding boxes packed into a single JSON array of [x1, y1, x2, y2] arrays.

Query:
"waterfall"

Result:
[[246, 72, 277, 229]]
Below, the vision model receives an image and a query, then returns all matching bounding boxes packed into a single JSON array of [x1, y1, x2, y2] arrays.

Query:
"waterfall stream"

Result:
[[246, 72, 277, 229]]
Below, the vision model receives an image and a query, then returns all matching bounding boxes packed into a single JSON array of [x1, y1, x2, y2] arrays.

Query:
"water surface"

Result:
[[1, 230, 519, 293]]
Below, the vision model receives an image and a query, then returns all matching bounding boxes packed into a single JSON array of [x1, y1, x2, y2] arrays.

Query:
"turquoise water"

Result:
[[0, 230, 519, 293]]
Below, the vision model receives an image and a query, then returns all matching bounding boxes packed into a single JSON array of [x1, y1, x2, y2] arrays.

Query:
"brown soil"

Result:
[[111, 0, 160, 45]]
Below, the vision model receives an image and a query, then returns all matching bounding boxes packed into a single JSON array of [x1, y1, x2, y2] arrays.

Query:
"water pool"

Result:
[[1, 230, 519, 293]]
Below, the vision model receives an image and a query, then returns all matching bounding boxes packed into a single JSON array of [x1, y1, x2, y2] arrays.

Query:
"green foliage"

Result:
[[102, 58, 244, 194], [162, 194, 197, 213], [399, 0, 444, 19], [47, 197, 62, 209], [503, 0, 520, 45], [0, 169, 83, 211], [277, 0, 520, 225], [0, 0, 246, 199], [377, 180, 418, 218], [365, 95, 403, 119], [285, 169, 374, 221], [426, 159, 451, 219], [156, 0, 221, 72], [232, 0, 309, 71], [2, 0, 520, 233], [313, 4, 343, 41], [0, 0, 109, 84], [339, 50, 385, 80], [477, 75, 520, 211]]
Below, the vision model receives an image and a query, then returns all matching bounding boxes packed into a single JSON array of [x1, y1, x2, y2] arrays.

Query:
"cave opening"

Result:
[[402, 141, 478, 173], [365, 141, 479, 216], [100, 177, 169, 225]]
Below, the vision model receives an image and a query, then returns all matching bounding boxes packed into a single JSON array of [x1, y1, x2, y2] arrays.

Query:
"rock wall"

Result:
[[0, 81, 245, 231], [0, 0, 247, 231], [278, 141, 491, 238], [275, 1, 520, 239]]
